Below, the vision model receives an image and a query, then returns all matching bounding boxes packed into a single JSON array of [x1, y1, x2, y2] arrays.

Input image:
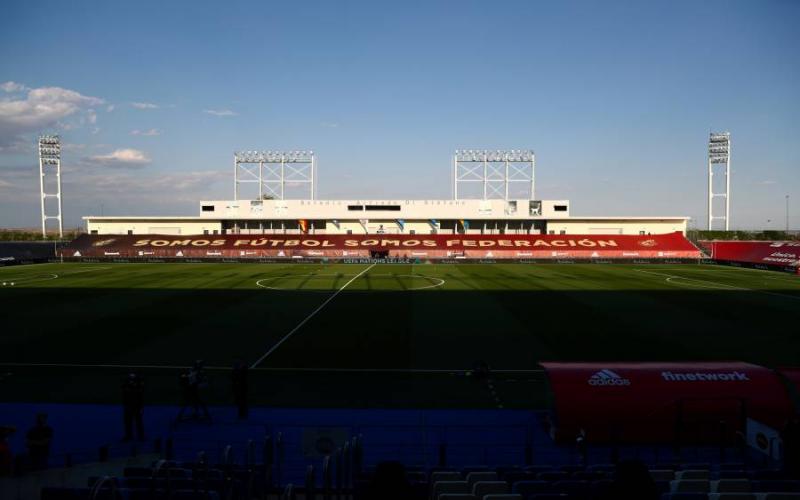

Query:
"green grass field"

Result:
[[1, 262, 799, 408]]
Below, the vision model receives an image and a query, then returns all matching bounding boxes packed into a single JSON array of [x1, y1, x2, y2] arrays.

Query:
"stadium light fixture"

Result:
[[707, 132, 731, 230], [453, 149, 535, 200], [38, 135, 63, 238], [234, 149, 315, 201]]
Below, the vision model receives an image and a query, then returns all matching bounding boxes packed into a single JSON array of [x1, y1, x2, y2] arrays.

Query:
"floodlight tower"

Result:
[[38, 135, 63, 237], [707, 132, 731, 230], [453, 149, 535, 200], [233, 150, 315, 200]]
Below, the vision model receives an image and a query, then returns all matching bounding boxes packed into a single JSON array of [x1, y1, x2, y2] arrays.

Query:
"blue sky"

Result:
[[1, 0, 798, 229]]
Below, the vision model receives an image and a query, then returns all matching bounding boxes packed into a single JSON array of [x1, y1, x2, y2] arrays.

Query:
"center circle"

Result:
[[255, 273, 445, 292]]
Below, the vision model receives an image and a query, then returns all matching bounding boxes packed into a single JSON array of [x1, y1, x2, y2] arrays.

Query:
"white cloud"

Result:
[[106, 104, 115, 112], [0, 84, 104, 144], [203, 108, 237, 117], [1, 81, 28, 93], [758, 180, 777, 185], [130, 128, 160, 136], [131, 102, 159, 110], [87, 148, 151, 167], [0, 178, 12, 188]]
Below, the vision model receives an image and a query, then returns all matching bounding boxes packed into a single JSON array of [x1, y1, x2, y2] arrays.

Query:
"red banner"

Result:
[[702, 240, 800, 269], [541, 362, 793, 443], [62, 232, 701, 260]]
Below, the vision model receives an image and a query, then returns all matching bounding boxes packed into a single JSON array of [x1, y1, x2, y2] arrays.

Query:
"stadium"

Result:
[[2, 137, 800, 500], [2, 3, 800, 500]]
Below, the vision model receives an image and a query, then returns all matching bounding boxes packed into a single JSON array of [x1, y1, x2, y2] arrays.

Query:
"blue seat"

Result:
[[752, 480, 800, 492], [537, 471, 568, 482], [552, 480, 590, 496], [660, 494, 706, 500], [503, 471, 534, 485], [512, 480, 552, 496], [41, 488, 90, 500]]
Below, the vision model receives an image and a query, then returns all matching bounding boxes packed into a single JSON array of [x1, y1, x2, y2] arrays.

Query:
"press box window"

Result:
[[202, 205, 215, 212], [347, 205, 364, 211], [365, 205, 401, 211], [554, 205, 568, 212]]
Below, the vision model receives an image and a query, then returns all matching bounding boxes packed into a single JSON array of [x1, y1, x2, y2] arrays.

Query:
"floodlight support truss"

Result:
[[38, 135, 63, 237], [453, 149, 535, 200], [234, 150, 315, 201], [707, 132, 731, 230]]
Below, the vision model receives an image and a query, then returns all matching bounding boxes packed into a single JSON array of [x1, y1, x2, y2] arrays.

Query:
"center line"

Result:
[[249, 263, 376, 369]]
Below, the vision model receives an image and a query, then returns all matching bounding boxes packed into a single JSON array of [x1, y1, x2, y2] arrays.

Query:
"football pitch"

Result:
[[1, 262, 799, 408]]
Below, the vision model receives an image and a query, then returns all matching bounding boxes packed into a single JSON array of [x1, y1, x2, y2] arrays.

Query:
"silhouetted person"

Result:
[[576, 428, 587, 466], [0, 425, 15, 477], [122, 373, 145, 441], [26, 413, 53, 471], [783, 417, 800, 479], [179, 360, 211, 421], [601, 459, 658, 500], [231, 359, 249, 419], [363, 461, 411, 500]]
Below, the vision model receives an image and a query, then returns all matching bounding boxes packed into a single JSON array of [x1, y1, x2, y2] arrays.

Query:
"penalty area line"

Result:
[[249, 263, 377, 369]]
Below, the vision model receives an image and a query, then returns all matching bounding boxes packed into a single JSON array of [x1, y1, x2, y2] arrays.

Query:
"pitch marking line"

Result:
[[633, 269, 800, 302], [250, 263, 377, 369], [255, 273, 445, 292], [0, 266, 112, 286]]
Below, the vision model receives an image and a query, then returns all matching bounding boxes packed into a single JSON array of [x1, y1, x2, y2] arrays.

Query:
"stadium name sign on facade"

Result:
[[128, 237, 627, 249]]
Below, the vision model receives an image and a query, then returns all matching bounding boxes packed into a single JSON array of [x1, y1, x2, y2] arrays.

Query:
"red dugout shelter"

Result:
[[541, 362, 794, 444]]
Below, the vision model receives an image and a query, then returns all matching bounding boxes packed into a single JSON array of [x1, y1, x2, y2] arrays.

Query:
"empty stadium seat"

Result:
[[713, 479, 751, 493], [438, 494, 476, 500], [677, 470, 711, 481], [536, 471, 568, 482], [708, 494, 756, 500], [432, 471, 463, 483], [433, 481, 470, 500], [552, 479, 590, 496], [483, 495, 522, 500], [661, 494, 707, 500], [502, 471, 533, 485], [650, 469, 676, 481], [752, 481, 800, 493], [466, 471, 498, 489], [472, 481, 508, 498], [671, 479, 711, 493], [511, 480, 551, 496]]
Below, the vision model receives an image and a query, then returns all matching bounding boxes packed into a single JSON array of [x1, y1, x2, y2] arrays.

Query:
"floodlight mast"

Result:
[[707, 132, 731, 230], [453, 149, 535, 200], [38, 135, 63, 237], [233, 150, 315, 201]]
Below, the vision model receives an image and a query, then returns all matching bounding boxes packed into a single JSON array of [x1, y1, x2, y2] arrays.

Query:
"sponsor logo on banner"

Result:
[[103, 251, 120, 256], [176, 251, 184, 257], [588, 369, 631, 386], [73, 251, 81, 257], [93, 238, 117, 247], [639, 239, 657, 247], [661, 371, 750, 382]]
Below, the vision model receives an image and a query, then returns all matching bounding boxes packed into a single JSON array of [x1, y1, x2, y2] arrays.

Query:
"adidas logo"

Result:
[[587, 369, 631, 386]]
